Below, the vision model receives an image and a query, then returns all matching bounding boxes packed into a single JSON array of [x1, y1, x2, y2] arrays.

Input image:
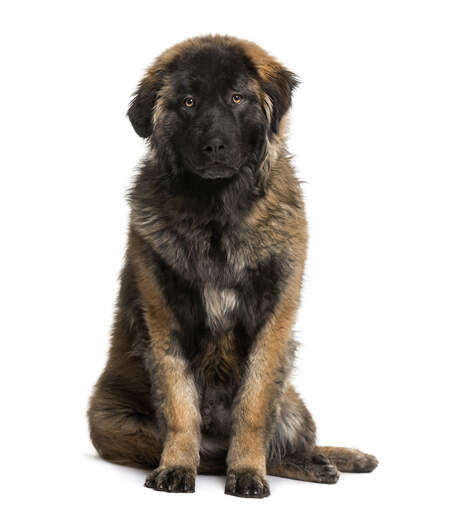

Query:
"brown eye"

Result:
[[184, 97, 194, 108], [232, 94, 242, 104]]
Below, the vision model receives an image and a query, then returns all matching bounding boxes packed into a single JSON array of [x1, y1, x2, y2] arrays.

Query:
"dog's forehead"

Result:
[[170, 46, 257, 93]]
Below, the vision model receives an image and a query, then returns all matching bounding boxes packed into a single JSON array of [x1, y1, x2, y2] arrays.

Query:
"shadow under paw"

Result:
[[145, 466, 195, 493], [225, 469, 270, 498]]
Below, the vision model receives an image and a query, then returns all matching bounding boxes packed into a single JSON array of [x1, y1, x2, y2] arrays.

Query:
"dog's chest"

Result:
[[150, 218, 282, 340], [202, 286, 237, 332], [175, 221, 240, 273], [196, 229, 243, 331]]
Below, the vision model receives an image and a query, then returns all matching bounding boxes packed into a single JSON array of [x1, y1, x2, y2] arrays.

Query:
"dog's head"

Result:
[[128, 36, 298, 182]]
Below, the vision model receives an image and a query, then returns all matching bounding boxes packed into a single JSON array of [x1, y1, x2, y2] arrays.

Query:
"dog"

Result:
[[88, 34, 377, 498]]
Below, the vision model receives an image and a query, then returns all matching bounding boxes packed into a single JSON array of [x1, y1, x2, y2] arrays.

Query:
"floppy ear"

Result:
[[127, 69, 164, 138], [262, 66, 299, 134]]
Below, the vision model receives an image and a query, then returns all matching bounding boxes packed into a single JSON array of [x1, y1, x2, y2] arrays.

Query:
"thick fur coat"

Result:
[[88, 35, 377, 498]]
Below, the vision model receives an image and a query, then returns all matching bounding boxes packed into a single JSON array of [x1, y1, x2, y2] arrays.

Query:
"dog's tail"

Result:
[[315, 446, 378, 473]]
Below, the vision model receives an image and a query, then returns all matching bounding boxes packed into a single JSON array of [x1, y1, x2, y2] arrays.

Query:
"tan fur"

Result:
[[192, 331, 243, 388], [129, 230, 201, 471], [227, 261, 305, 475]]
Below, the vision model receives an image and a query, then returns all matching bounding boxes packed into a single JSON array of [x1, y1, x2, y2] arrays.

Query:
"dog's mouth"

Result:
[[193, 164, 238, 180]]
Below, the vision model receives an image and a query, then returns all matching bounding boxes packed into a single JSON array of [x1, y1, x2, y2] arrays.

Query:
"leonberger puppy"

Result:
[[88, 34, 377, 498]]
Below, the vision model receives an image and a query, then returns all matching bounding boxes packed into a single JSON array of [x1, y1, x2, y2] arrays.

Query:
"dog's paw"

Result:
[[145, 466, 195, 493], [312, 454, 340, 484], [225, 469, 270, 498], [312, 461, 340, 483], [348, 450, 379, 473]]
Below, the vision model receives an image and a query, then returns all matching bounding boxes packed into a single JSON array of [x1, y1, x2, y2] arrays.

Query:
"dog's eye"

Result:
[[232, 94, 243, 104], [184, 97, 195, 108]]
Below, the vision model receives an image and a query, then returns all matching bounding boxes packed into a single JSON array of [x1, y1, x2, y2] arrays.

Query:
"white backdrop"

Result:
[[1, 1, 457, 510]]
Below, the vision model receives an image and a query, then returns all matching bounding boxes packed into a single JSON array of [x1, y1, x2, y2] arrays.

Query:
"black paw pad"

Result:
[[145, 466, 195, 493], [225, 469, 270, 499]]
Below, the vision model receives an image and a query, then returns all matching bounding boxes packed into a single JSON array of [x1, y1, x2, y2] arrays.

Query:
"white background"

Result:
[[1, 1, 457, 510]]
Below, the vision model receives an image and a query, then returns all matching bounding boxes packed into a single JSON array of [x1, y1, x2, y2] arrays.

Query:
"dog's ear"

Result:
[[261, 66, 299, 134], [240, 40, 299, 135], [127, 68, 164, 138]]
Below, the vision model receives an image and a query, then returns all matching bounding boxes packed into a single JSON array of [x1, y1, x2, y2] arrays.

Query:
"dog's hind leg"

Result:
[[268, 452, 340, 483], [267, 386, 377, 482], [88, 376, 162, 470], [267, 386, 339, 483], [268, 447, 378, 483], [315, 446, 378, 473]]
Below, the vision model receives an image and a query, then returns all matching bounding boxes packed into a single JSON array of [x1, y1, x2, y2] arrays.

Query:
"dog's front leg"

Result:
[[130, 236, 201, 493], [225, 275, 301, 498], [144, 346, 201, 493]]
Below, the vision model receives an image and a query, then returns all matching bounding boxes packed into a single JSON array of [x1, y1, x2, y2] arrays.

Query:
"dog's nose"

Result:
[[202, 138, 227, 157]]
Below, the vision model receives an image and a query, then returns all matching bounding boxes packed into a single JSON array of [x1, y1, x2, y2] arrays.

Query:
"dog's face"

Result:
[[128, 36, 298, 183], [157, 48, 266, 180]]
